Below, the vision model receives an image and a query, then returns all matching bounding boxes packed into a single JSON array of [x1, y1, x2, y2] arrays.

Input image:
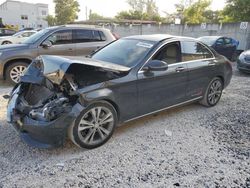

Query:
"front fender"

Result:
[[81, 88, 115, 105]]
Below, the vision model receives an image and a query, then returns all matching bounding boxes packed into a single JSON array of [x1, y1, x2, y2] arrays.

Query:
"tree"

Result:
[[54, 0, 80, 25], [89, 13, 104, 20], [222, 0, 250, 22], [116, 0, 163, 21], [44, 15, 56, 26], [183, 0, 212, 24], [203, 10, 222, 23]]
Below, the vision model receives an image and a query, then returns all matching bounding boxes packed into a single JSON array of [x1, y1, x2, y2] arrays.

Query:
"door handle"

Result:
[[175, 67, 185, 72], [68, 48, 73, 51]]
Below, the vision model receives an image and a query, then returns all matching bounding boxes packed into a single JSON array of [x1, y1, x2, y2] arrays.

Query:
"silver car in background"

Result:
[[0, 25, 116, 84]]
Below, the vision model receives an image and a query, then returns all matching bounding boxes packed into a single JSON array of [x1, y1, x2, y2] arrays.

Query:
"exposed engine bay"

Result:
[[14, 56, 129, 122]]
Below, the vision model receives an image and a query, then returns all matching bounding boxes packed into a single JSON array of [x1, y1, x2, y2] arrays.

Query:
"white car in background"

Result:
[[0, 30, 37, 45]]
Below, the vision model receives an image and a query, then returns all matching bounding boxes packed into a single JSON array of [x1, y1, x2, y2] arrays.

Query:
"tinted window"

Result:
[[47, 30, 72, 45], [73, 29, 93, 43], [181, 41, 213, 61], [224, 38, 232, 45], [92, 39, 156, 67], [93, 30, 102, 41], [99, 31, 106, 41], [153, 42, 181, 64], [216, 38, 224, 45]]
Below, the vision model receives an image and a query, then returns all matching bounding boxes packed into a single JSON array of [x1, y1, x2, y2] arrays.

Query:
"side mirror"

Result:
[[142, 60, 168, 72], [41, 41, 52, 48]]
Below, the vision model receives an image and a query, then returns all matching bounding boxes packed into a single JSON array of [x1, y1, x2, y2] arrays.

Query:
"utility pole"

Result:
[[85, 6, 88, 20]]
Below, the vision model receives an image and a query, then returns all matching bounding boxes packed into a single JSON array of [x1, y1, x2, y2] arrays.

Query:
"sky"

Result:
[[0, 0, 226, 20]]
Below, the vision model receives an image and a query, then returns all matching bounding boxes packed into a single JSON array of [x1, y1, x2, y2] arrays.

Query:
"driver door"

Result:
[[137, 41, 188, 116]]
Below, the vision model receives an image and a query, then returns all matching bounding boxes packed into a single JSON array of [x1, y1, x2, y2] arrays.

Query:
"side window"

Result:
[[93, 30, 102, 41], [73, 29, 94, 43], [99, 31, 106, 41], [153, 42, 181, 64], [224, 38, 232, 45], [181, 41, 213, 61], [46, 30, 72, 45], [215, 38, 224, 46]]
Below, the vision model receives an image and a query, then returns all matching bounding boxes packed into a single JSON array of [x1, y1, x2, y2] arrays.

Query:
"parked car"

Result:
[[0, 30, 37, 45], [198, 36, 238, 60], [0, 25, 116, 84], [0, 28, 16, 37], [6, 34, 232, 149], [237, 50, 250, 73]]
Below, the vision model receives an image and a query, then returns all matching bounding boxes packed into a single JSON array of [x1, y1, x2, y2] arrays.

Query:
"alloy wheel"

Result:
[[207, 80, 222, 105], [10, 65, 27, 83], [77, 106, 114, 146]]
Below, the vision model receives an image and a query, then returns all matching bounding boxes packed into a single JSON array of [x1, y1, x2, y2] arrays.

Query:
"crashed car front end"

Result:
[[7, 55, 129, 148]]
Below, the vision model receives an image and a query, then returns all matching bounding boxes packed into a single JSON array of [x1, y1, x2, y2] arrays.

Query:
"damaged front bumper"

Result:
[[7, 86, 84, 148]]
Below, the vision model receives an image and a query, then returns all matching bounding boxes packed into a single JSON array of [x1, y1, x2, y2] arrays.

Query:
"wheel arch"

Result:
[[3, 58, 32, 79], [215, 75, 225, 88], [81, 88, 121, 122], [1, 40, 12, 45]]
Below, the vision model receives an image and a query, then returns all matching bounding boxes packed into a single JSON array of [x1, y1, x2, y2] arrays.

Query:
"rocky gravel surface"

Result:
[[0, 66, 249, 188]]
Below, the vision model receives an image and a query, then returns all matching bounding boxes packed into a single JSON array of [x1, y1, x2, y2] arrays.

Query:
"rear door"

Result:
[[181, 41, 216, 99], [38, 29, 75, 56], [73, 29, 107, 56]]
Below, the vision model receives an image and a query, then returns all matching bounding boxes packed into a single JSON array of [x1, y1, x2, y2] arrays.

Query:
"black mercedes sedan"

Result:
[[7, 34, 232, 149], [237, 50, 250, 73]]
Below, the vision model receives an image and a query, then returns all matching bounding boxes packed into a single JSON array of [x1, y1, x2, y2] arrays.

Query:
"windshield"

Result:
[[22, 29, 50, 44], [198, 37, 218, 46], [92, 39, 156, 68]]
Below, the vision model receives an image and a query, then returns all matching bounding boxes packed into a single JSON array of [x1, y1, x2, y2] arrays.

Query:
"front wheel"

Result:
[[69, 101, 117, 149], [200, 77, 223, 107]]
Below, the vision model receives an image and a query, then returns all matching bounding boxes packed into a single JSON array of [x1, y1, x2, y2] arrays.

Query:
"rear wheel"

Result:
[[200, 77, 223, 107], [5, 62, 29, 85], [69, 101, 117, 149]]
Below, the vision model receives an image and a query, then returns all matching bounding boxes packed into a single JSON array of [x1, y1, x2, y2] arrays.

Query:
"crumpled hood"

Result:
[[21, 55, 131, 85], [0, 43, 29, 51]]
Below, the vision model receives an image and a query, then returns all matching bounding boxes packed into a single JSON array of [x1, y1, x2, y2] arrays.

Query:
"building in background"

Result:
[[0, 0, 48, 29]]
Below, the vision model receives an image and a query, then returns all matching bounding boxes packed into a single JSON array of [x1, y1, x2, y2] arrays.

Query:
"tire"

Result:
[[200, 77, 223, 107], [68, 101, 118, 149], [2, 41, 12, 45], [5, 62, 29, 85]]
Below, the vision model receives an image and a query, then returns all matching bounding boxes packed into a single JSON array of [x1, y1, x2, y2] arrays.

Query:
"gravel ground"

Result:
[[0, 65, 249, 188]]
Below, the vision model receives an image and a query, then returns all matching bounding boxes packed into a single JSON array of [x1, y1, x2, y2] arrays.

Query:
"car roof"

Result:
[[124, 34, 197, 42], [45, 25, 110, 32]]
